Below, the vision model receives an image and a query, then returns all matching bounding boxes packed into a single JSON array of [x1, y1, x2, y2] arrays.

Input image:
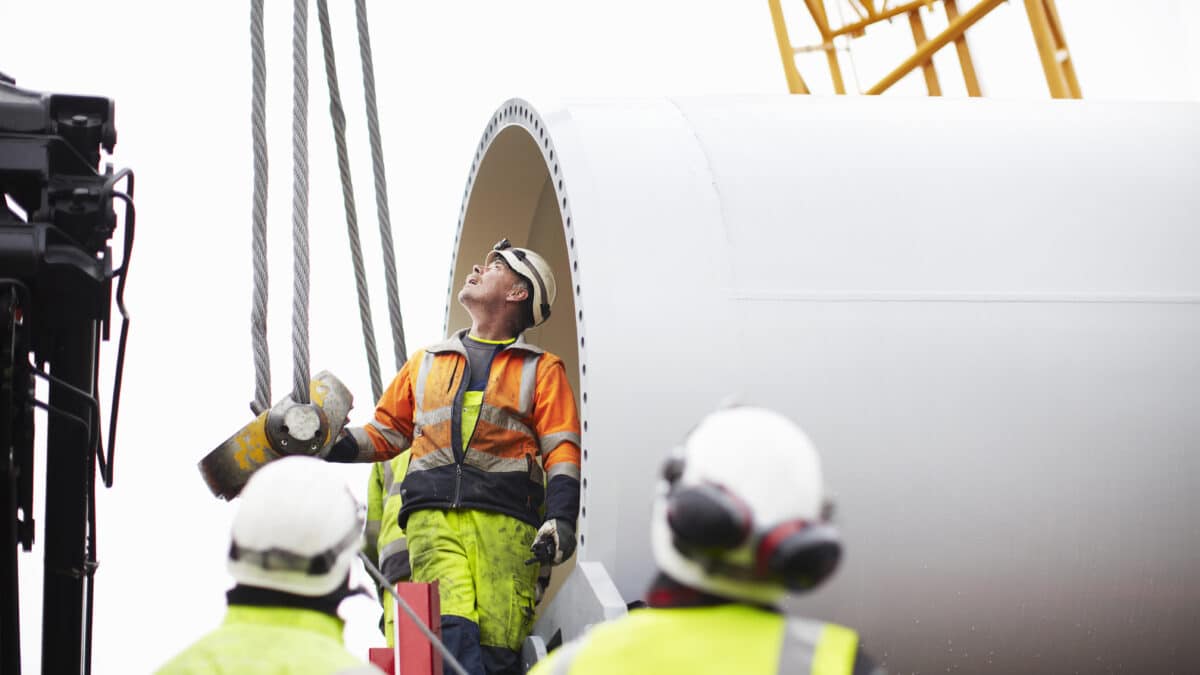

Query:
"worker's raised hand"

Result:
[[527, 518, 576, 566]]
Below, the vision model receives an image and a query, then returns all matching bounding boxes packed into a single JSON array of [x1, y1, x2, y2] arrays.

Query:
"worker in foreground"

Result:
[[327, 238, 581, 675], [156, 456, 382, 674], [530, 406, 884, 674]]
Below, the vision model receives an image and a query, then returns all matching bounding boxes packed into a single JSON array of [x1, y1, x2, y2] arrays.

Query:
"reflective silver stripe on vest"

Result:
[[778, 617, 825, 673], [539, 431, 581, 458], [365, 420, 411, 454], [384, 460, 405, 496], [464, 452, 533, 474], [383, 460, 395, 491], [414, 350, 436, 409], [365, 519, 381, 545], [547, 462, 581, 481], [415, 405, 452, 429], [518, 352, 541, 414], [380, 537, 408, 562], [408, 446, 456, 472], [348, 427, 384, 462], [477, 404, 535, 439], [388, 475, 405, 496]]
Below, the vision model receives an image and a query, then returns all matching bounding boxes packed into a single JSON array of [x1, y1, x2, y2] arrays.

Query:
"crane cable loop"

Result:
[[249, 1, 454, 670], [249, 0, 406, 412]]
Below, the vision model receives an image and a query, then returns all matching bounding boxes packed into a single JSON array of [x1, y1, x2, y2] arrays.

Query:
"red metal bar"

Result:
[[369, 581, 443, 675]]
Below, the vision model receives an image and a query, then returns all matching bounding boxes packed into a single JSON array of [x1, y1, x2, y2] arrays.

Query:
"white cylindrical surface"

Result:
[[446, 96, 1200, 673]]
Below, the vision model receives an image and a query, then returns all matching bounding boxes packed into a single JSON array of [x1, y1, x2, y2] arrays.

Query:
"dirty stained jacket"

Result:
[[365, 450, 412, 586], [346, 329, 582, 528]]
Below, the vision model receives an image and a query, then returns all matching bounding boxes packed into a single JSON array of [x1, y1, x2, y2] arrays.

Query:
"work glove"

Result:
[[535, 563, 552, 604], [527, 518, 576, 566]]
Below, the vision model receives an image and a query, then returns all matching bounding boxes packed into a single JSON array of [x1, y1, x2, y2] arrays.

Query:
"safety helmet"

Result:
[[227, 456, 364, 597], [486, 238, 557, 327], [650, 406, 842, 606]]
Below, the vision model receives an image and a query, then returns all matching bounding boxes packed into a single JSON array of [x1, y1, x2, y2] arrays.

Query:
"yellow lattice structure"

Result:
[[768, 0, 1082, 98]]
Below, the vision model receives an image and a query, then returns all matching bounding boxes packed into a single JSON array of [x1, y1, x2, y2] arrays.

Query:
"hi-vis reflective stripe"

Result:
[[383, 460, 404, 496], [415, 406, 452, 429], [380, 537, 408, 562], [478, 404, 535, 439], [366, 420, 411, 453], [809, 623, 858, 675], [365, 519, 381, 545], [414, 351, 436, 407], [409, 446, 455, 472], [387, 476, 404, 496], [779, 618, 821, 672], [548, 462, 581, 481], [539, 431, 582, 457], [382, 460, 395, 490], [350, 427, 386, 462], [778, 617, 858, 674], [518, 352, 541, 414], [464, 452, 534, 474]]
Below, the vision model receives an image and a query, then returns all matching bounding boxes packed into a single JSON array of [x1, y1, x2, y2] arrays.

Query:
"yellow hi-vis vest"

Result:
[[154, 606, 379, 674], [365, 450, 412, 585], [529, 605, 861, 675]]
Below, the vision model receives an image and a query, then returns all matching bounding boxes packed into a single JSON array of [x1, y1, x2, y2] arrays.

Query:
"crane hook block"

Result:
[[198, 370, 354, 500]]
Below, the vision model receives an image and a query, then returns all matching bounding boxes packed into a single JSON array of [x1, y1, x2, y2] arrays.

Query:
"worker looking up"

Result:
[[326, 238, 582, 675], [529, 406, 883, 675], [156, 456, 382, 674]]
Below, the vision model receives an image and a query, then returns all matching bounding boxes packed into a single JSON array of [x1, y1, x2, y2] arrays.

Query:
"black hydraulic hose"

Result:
[[102, 177, 135, 488], [29, 367, 101, 471]]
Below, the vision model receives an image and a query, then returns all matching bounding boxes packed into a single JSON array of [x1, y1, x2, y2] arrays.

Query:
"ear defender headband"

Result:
[[662, 453, 843, 592], [492, 238, 552, 325]]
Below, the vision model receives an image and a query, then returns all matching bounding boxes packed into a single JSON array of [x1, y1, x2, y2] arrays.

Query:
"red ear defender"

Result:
[[662, 449, 841, 593], [667, 483, 754, 551], [757, 521, 842, 591]]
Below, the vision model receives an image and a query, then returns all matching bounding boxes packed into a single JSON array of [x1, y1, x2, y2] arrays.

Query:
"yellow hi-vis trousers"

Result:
[[406, 509, 539, 651]]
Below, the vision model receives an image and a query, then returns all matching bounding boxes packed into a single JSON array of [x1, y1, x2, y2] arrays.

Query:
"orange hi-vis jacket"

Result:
[[348, 329, 582, 528]]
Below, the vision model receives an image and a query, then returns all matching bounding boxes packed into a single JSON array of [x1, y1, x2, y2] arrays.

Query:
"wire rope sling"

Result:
[[198, 0, 406, 500], [193, 5, 477, 673]]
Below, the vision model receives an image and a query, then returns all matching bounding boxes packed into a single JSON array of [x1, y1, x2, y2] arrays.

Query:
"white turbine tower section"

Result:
[[445, 97, 1200, 673]]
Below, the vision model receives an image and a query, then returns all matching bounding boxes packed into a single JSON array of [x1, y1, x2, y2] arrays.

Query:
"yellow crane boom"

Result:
[[768, 0, 1082, 98]]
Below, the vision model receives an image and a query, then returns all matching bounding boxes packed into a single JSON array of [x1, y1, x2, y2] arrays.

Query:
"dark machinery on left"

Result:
[[1, 71, 134, 674]]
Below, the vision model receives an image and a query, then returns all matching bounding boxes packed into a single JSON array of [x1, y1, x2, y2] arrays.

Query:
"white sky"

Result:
[[1, 1, 1197, 672]]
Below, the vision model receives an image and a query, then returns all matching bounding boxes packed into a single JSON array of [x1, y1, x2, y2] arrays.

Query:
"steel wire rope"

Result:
[[313, 8, 464, 671], [249, 0, 271, 415], [326, 5, 461, 669], [316, 0, 383, 401], [355, 0, 407, 368], [245, 3, 457, 669], [290, 0, 313, 404], [359, 553, 470, 675]]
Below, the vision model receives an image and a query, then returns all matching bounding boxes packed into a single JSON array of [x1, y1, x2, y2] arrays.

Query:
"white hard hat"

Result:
[[486, 238, 557, 327], [227, 456, 364, 597], [650, 406, 842, 605]]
